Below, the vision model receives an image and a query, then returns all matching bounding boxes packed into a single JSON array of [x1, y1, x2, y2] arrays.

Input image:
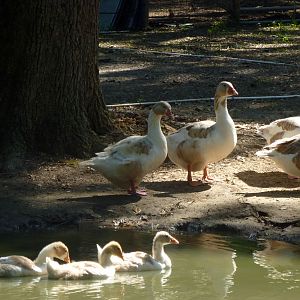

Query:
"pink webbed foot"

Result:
[[187, 175, 205, 186], [128, 189, 147, 196], [188, 180, 204, 187], [128, 181, 147, 196], [202, 166, 214, 183], [201, 175, 214, 183]]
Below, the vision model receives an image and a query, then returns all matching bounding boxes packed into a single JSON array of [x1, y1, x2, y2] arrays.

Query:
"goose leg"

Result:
[[187, 165, 203, 186], [202, 166, 214, 182], [128, 180, 147, 196]]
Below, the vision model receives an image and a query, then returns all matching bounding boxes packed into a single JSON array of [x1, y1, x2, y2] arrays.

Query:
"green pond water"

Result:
[[0, 224, 299, 300]]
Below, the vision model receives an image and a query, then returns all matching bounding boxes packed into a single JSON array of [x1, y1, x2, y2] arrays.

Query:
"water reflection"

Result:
[[193, 234, 237, 299], [0, 228, 299, 300], [253, 240, 300, 281], [44, 269, 171, 300], [230, 238, 300, 300]]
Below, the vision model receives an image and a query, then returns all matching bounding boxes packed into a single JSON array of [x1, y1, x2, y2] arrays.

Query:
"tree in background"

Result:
[[0, 0, 113, 170]]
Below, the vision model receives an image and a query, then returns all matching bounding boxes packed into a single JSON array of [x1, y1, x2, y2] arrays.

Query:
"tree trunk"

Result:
[[0, 0, 113, 170]]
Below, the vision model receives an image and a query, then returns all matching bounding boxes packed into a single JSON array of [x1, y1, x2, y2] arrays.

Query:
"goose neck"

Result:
[[34, 246, 50, 266], [152, 241, 165, 262], [214, 96, 230, 122], [99, 249, 111, 268], [147, 111, 164, 141]]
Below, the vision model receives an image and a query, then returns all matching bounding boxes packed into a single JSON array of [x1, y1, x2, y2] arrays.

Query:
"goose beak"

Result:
[[170, 236, 179, 244], [229, 86, 238, 96], [64, 255, 71, 263], [117, 251, 125, 261], [166, 109, 174, 119]]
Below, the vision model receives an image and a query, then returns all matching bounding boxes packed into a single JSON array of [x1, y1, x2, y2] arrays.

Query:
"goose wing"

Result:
[[0, 256, 41, 273], [124, 251, 163, 271], [98, 136, 153, 159]]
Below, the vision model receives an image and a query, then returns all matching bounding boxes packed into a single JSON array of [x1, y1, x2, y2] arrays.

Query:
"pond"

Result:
[[0, 224, 299, 300]]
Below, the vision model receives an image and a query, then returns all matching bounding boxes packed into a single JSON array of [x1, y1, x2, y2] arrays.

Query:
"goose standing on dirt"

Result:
[[97, 231, 179, 272], [257, 116, 300, 144], [256, 134, 300, 178], [80, 101, 172, 195], [0, 241, 70, 277], [46, 243, 124, 280], [167, 81, 238, 185]]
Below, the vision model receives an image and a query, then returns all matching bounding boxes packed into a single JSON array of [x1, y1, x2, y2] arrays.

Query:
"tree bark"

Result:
[[0, 0, 113, 170]]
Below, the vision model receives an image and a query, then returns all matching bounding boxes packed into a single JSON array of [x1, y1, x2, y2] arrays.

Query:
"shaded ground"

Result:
[[1, 22, 300, 243]]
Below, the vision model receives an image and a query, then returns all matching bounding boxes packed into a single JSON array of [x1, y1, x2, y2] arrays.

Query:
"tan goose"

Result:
[[256, 134, 300, 178], [80, 101, 172, 195], [46, 243, 124, 280], [167, 81, 238, 185], [47, 259, 112, 280], [257, 116, 300, 144], [97, 231, 179, 272], [0, 241, 70, 277]]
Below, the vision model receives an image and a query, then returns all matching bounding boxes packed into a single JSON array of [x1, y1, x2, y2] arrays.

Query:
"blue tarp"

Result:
[[99, 0, 148, 31], [99, 0, 123, 31]]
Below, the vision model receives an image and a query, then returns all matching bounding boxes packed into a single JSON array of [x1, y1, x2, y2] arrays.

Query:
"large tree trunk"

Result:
[[0, 0, 113, 170]]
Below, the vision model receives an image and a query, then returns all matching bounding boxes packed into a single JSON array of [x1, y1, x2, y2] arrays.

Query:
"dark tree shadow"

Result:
[[239, 190, 300, 198], [57, 194, 141, 208], [236, 171, 300, 188]]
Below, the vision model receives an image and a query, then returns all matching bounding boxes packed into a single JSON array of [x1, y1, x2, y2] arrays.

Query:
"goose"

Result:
[[167, 81, 238, 185], [80, 101, 172, 195], [0, 241, 70, 277], [46, 259, 112, 280], [97, 231, 179, 272], [256, 134, 300, 178], [46, 241, 124, 280], [257, 116, 300, 144]]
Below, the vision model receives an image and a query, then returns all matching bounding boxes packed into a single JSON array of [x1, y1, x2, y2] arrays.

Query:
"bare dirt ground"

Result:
[[1, 21, 300, 243]]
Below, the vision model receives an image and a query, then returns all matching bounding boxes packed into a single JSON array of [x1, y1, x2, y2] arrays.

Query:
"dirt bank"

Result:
[[1, 98, 299, 243]]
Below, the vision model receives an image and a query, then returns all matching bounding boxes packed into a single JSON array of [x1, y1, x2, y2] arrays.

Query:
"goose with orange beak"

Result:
[[0, 241, 70, 277], [80, 101, 172, 196], [97, 231, 179, 272], [167, 81, 238, 185]]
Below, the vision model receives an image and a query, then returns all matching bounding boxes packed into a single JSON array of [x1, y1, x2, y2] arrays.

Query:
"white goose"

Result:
[[80, 101, 172, 195], [256, 134, 300, 178], [97, 231, 179, 272], [0, 241, 70, 277], [257, 116, 300, 144], [167, 81, 238, 185], [46, 243, 124, 280]]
